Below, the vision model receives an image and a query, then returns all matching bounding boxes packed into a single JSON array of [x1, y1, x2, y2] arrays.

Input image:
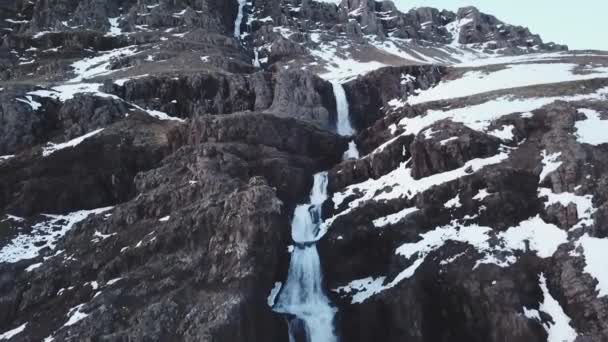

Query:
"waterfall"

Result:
[[234, 0, 247, 38], [253, 48, 261, 68], [331, 81, 360, 160], [273, 172, 338, 342], [331, 81, 355, 137]]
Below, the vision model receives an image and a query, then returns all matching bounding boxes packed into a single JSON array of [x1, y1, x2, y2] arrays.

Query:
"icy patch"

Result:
[[267, 282, 282, 307], [524, 274, 578, 342], [575, 108, 608, 145], [0, 207, 113, 263], [16, 96, 42, 110], [409, 63, 608, 105], [576, 234, 608, 297], [539, 188, 595, 230], [0, 323, 27, 340], [42, 129, 104, 157], [539, 151, 562, 182], [373, 207, 419, 228]]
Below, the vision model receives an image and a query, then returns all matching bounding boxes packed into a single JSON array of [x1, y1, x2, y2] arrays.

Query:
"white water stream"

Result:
[[234, 0, 247, 38], [270, 81, 361, 341], [273, 172, 338, 342], [331, 81, 360, 160]]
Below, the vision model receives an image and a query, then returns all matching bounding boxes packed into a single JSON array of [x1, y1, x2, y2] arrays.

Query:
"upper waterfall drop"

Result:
[[272, 172, 338, 342], [234, 0, 247, 38], [331, 81, 355, 137]]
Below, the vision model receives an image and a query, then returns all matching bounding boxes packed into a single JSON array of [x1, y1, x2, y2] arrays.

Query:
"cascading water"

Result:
[[331, 81, 360, 160], [272, 172, 338, 342], [270, 81, 362, 342], [331, 81, 355, 137], [234, 0, 247, 38]]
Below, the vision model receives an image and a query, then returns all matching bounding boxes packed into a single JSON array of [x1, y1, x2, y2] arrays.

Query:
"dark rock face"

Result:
[[409, 120, 502, 179], [343, 65, 444, 130], [1, 0, 607, 341]]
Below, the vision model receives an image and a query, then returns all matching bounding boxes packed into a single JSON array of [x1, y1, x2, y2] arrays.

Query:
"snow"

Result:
[[444, 194, 462, 209], [16, 96, 42, 110], [574, 108, 608, 145], [336, 223, 494, 303], [498, 215, 568, 258], [25, 262, 43, 272], [158, 216, 170, 222], [334, 276, 387, 304], [0, 155, 15, 162], [373, 207, 419, 228], [381, 87, 608, 156], [488, 125, 514, 141], [576, 234, 608, 297], [536, 274, 578, 342], [42, 128, 104, 157], [114, 74, 149, 86], [323, 150, 510, 236], [129, 103, 184, 122], [409, 63, 608, 105], [0, 207, 113, 263], [0, 323, 27, 340], [473, 189, 490, 201], [69, 46, 138, 83], [336, 214, 570, 303], [439, 137, 458, 145], [309, 39, 387, 81], [539, 188, 595, 230], [106, 277, 122, 285], [539, 151, 562, 182], [29, 83, 120, 102], [64, 304, 88, 327]]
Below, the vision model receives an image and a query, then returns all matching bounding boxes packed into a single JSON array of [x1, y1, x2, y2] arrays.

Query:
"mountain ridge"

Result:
[[1, 1, 608, 341]]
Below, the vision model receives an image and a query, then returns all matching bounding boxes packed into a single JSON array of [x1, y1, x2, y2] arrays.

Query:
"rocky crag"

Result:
[[1, 0, 608, 341]]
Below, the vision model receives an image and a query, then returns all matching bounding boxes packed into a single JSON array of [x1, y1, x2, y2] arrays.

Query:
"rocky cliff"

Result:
[[1, 0, 607, 341]]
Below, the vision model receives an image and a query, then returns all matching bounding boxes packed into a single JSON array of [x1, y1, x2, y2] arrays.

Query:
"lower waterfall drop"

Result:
[[273, 172, 337, 342], [234, 0, 246, 38]]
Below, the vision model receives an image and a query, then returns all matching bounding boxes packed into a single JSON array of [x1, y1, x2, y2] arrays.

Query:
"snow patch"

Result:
[[0, 207, 113, 263], [0, 323, 27, 340], [42, 129, 104, 157]]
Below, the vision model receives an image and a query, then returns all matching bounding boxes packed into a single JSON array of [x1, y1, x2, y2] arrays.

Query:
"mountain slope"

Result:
[[1, 0, 608, 341]]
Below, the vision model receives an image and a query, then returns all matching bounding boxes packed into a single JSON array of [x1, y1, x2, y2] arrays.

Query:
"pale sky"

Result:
[[394, 1, 608, 51]]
